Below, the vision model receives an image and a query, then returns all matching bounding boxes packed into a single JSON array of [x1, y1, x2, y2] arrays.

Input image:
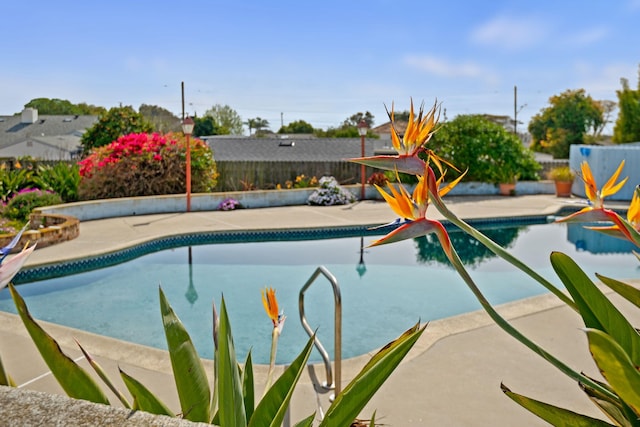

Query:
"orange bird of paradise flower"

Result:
[[350, 99, 454, 176], [557, 160, 640, 247], [261, 287, 285, 332], [370, 161, 464, 260]]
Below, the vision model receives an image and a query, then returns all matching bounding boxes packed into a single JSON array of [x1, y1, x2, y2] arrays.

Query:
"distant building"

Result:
[[0, 108, 97, 160]]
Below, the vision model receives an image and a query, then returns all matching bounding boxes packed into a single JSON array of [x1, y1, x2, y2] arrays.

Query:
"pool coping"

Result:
[[14, 213, 554, 284]]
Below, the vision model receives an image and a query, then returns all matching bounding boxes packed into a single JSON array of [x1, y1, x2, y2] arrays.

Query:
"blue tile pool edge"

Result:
[[13, 213, 565, 284]]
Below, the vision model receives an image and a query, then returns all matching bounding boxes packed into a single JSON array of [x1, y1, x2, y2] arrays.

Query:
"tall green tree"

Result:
[[24, 98, 105, 115], [80, 106, 153, 152], [192, 116, 218, 137], [139, 104, 181, 133], [278, 120, 315, 134], [613, 73, 640, 143], [342, 111, 375, 128], [431, 114, 540, 183], [245, 117, 270, 135], [528, 89, 603, 158], [204, 104, 243, 135]]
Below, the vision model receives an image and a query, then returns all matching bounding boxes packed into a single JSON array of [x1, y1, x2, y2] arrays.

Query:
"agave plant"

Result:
[[3, 282, 424, 426]]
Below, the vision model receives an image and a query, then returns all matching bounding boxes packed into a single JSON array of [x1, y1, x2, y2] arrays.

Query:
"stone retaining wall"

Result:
[[0, 213, 79, 253]]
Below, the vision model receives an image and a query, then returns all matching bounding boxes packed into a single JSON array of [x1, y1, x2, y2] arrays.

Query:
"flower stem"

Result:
[[264, 328, 280, 396], [430, 192, 577, 310], [445, 243, 615, 400]]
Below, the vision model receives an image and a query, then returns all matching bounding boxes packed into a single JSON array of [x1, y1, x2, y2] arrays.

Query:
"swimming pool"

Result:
[[1, 218, 638, 364]]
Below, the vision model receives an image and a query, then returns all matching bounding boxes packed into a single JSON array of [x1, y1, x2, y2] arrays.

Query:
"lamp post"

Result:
[[182, 116, 195, 212], [357, 119, 368, 200]]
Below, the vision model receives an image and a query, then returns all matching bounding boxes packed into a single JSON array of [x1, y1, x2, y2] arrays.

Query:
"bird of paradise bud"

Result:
[[0, 224, 36, 290], [0, 224, 35, 386], [370, 162, 465, 262], [556, 160, 640, 247], [350, 99, 455, 177], [261, 287, 285, 394]]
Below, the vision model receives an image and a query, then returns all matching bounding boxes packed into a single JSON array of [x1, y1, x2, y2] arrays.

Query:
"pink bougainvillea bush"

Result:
[[78, 132, 217, 200]]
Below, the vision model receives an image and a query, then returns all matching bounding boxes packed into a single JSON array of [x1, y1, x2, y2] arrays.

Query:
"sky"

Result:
[[2, 1, 639, 134]]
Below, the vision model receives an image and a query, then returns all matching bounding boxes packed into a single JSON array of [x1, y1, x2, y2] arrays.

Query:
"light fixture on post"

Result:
[[182, 116, 195, 212], [357, 119, 369, 200]]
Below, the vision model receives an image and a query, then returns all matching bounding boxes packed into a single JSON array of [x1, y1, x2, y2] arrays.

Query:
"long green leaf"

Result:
[[292, 413, 316, 427], [9, 284, 109, 404], [501, 383, 614, 426], [0, 354, 15, 387], [551, 252, 640, 367], [159, 287, 210, 422], [580, 379, 636, 427], [243, 351, 255, 422], [320, 322, 425, 426], [217, 296, 247, 427], [249, 334, 315, 427], [597, 274, 640, 309], [586, 329, 640, 416], [119, 368, 174, 416], [76, 340, 131, 408]]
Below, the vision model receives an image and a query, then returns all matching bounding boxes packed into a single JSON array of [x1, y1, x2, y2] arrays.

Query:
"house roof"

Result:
[[0, 113, 97, 150], [0, 135, 82, 160], [204, 136, 394, 162], [371, 120, 408, 136]]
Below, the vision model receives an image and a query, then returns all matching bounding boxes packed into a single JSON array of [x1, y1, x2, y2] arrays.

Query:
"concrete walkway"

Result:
[[2, 194, 638, 426]]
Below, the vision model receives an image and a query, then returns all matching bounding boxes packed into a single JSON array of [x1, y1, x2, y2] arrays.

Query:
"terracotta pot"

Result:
[[498, 183, 516, 196], [554, 180, 573, 197]]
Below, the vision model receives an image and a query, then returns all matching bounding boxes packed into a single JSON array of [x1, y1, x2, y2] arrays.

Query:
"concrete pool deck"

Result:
[[2, 194, 639, 426]]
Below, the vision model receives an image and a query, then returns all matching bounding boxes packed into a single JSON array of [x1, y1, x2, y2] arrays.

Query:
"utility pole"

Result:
[[513, 85, 517, 135], [181, 81, 185, 120], [281, 112, 284, 128]]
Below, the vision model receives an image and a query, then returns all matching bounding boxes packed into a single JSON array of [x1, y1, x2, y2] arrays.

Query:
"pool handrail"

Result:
[[298, 265, 342, 398]]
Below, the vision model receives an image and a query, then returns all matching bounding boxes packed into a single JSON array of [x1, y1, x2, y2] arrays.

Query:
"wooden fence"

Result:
[[214, 160, 375, 191]]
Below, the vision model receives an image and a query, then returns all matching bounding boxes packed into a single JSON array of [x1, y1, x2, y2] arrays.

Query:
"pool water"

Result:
[[1, 221, 638, 364]]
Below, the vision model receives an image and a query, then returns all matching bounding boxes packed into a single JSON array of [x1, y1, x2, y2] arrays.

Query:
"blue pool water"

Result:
[[1, 219, 639, 364]]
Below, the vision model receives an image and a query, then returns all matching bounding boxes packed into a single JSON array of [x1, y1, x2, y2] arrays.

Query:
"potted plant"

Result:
[[494, 169, 518, 196], [548, 165, 574, 197]]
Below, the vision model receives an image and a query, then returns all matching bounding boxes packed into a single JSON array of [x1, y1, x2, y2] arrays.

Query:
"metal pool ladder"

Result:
[[298, 266, 342, 397]]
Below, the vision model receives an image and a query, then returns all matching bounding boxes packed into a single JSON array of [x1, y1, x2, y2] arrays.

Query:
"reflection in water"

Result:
[[567, 223, 637, 254], [413, 225, 523, 266], [184, 247, 198, 306], [356, 236, 367, 278]]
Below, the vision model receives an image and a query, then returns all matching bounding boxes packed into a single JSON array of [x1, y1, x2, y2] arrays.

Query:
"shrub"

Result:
[[3, 188, 63, 222], [548, 165, 575, 181], [33, 162, 81, 202], [0, 166, 36, 202], [307, 176, 356, 205], [367, 172, 389, 186], [429, 115, 540, 183], [77, 133, 218, 200]]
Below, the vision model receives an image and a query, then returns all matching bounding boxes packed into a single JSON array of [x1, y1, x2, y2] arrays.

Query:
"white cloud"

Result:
[[404, 55, 498, 85], [573, 62, 638, 96], [564, 27, 609, 47], [470, 15, 549, 51]]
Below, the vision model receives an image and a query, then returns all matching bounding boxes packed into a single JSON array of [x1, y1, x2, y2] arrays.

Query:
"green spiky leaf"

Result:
[[159, 286, 210, 422], [120, 368, 174, 416], [320, 322, 425, 426], [586, 329, 640, 416], [501, 383, 613, 426], [249, 334, 314, 427], [551, 252, 640, 367], [9, 284, 109, 404], [217, 296, 246, 427]]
